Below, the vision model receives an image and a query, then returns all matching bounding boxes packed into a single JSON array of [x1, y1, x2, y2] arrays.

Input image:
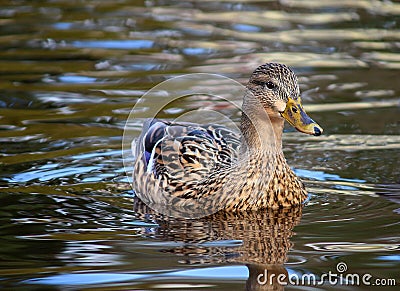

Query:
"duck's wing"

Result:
[[134, 119, 241, 183]]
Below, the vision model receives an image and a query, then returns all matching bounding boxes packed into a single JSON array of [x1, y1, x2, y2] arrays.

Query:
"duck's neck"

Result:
[[240, 108, 284, 155]]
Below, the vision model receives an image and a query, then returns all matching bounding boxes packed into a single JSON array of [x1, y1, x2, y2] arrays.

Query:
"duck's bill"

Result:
[[281, 97, 323, 136]]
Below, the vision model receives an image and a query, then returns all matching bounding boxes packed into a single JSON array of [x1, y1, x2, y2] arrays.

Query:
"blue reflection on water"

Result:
[[25, 273, 148, 285], [295, 169, 366, 183], [58, 75, 97, 84], [10, 166, 98, 182], [165, 265, 248, 279], [25, 266, 248, 286], [8, 150, 121, 183], [232, 23, 260, 32], [53, 22, 73, 30], [71, 40, 154, 50], [182, 47, 213, 55], [377, 255, 400, 262]]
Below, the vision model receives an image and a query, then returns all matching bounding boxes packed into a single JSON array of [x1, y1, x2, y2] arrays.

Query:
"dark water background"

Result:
[[0, 0, 399, 290]]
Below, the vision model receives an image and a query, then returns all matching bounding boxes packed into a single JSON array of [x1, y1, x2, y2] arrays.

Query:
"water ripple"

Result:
[[307, 242, 400, 252]]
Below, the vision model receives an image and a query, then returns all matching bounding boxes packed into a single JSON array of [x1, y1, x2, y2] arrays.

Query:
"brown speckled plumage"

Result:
[[133, 63, 322, 212]]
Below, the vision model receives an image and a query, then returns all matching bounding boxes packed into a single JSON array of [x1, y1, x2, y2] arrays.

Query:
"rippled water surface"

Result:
[[0, 0, 399, 290]]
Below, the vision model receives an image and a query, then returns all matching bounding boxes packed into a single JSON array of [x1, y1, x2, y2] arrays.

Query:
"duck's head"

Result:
[[246, 62, 323, 136]]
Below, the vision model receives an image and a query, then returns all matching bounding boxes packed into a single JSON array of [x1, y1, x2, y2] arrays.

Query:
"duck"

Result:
[[132, 62, 323, 214]]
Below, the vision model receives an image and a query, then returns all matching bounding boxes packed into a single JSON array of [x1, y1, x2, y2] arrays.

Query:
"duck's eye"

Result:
[[265, 81, 276, 90], [252, 80, 277, 89], [291, 106, 298, 113]]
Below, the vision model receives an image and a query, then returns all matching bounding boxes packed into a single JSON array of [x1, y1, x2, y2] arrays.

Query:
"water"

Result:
[[0, 0, 399, 290]]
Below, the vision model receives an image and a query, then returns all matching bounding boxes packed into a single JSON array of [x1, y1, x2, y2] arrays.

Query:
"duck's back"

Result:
[[133, 119, 241, 198]]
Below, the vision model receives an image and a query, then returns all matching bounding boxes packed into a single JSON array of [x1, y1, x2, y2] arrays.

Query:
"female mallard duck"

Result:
[[133, 63, 322, 214]]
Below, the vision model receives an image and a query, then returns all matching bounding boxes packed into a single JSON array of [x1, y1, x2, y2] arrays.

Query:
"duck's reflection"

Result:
[[134, 199, 303, 290]]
